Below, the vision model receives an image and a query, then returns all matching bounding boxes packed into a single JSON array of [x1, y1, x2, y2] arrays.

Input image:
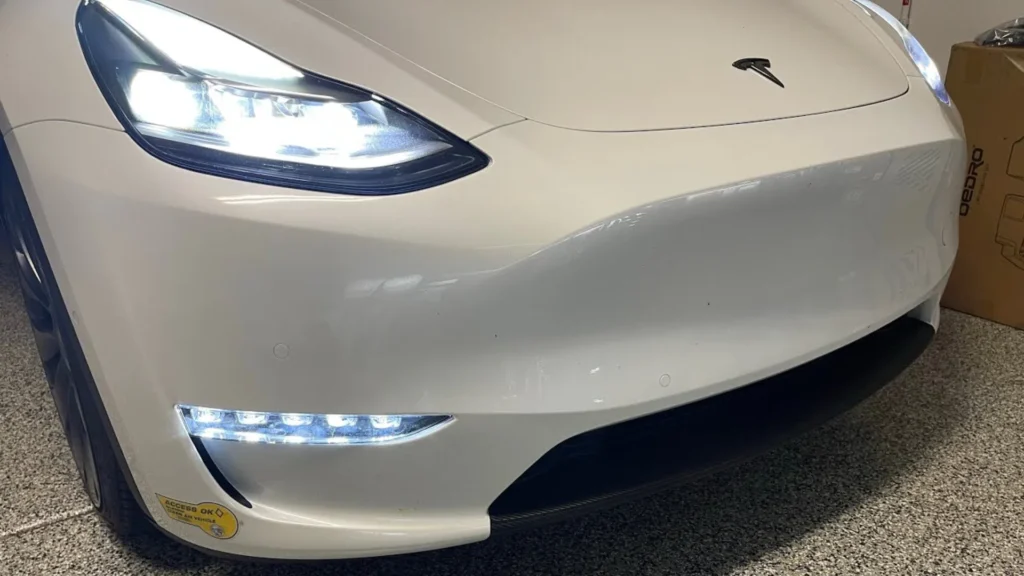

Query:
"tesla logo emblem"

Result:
[[733, 58, 785, 88]]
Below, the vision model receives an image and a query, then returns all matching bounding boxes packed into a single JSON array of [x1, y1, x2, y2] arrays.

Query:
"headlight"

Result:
[[851, 0, 950, 106], [76, 0, 488, 195]]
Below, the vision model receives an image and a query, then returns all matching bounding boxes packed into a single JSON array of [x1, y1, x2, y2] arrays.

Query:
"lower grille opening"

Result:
[[489, 316, 934, 530]]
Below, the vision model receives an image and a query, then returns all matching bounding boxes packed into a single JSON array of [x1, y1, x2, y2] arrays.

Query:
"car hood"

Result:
[[299, 0, 909, 131]]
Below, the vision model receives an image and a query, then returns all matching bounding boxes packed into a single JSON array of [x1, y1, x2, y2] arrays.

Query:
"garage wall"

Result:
[[873, 0, 904, 18], [869, 0, 1021, 78], [910, 1, 1024, 77]]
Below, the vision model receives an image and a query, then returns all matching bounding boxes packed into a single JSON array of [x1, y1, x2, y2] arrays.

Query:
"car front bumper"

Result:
[[5, 78, 964, 558]]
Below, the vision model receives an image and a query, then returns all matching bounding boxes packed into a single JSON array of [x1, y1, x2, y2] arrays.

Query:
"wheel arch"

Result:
[[0, 130, 155, 526]]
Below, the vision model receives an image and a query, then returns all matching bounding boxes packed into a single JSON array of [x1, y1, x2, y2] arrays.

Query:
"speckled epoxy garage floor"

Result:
[[2, 247, 1024, 576]]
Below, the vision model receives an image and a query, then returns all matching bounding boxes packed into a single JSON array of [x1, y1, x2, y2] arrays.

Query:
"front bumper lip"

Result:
[[490, 314, 936, 530], [144, 285, 946, 563], [4, 78, 962, 559]]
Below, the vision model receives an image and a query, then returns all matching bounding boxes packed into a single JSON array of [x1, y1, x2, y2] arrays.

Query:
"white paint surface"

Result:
[[302, 0, 908, 131], [7, 79, 963, 558], [0, 0, 966, 559]]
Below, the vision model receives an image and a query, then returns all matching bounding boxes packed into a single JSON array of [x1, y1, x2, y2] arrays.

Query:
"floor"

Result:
[[2, 248, 1024, 576]]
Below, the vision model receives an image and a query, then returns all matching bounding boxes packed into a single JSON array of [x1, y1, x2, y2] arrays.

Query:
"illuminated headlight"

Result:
[[177, 406, 453, 445], [851, 0, 950, 106], [76, 0, 487, 195]]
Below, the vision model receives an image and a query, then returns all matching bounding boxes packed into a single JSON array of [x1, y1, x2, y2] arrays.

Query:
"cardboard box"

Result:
[[943, 42, 1024, 329]]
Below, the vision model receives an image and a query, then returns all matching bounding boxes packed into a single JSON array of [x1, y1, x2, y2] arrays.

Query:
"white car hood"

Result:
[[300, 0, 909, 131]]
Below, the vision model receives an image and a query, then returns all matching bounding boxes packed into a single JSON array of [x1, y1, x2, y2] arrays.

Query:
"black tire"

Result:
[[1, 143, 148, 536]]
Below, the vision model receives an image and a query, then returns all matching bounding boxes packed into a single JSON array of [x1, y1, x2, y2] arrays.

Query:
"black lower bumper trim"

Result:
[[489, 316, 934, 531]]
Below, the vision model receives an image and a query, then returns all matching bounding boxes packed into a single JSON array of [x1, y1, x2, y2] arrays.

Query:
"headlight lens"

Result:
[[851, 0, 950, 106], [77, 0, 487, 195]]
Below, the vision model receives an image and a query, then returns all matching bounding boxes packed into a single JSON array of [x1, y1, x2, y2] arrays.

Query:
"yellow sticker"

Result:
[[157, 494, 238, 539]]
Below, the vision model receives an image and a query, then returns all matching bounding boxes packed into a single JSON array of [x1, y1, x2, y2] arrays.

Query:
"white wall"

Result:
[[873, 0, 904, 18], [869, 0, 1023, 78], [910, 1, 1024, 77]]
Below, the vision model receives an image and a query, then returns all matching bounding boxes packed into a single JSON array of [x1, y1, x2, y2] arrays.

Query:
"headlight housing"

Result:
[[76, 0, 488, 195], [851, 0, 950, 106]]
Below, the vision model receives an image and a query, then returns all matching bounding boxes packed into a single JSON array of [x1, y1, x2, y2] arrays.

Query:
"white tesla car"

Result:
[[0, 0, 963, 560]]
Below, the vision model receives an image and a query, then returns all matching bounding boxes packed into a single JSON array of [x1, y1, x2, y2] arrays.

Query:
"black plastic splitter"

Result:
[[490, 315, 933, 530]]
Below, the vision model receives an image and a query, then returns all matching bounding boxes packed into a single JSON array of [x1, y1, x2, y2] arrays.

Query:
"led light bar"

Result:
[[177, 405, 452, 446]]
